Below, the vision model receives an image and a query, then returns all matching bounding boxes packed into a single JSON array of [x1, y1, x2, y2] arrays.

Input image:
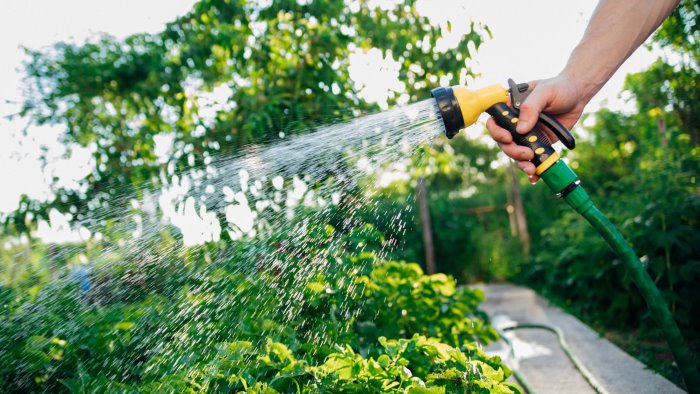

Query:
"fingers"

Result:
[[515, 160, 536, 175], [516, 81, 549, 134], [487, 115, 538, 181], [486, 117, 512, 144], [499, 142, 534, 162], [517, 161, 540, 184]]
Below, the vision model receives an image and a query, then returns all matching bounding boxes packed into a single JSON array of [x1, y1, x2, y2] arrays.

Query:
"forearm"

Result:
[[562, 0, 679, 102]]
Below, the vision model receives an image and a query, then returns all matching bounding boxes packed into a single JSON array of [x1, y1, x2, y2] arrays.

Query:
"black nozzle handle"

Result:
[[486, 102, 556, 168]]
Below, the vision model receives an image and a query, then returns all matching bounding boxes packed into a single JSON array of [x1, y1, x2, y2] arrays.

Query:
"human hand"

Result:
[[486, 74, 587, 183]]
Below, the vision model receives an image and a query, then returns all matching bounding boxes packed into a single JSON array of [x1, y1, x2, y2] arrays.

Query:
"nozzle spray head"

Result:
[[430, 84, 509, 139], [430, 87, 465, 139]]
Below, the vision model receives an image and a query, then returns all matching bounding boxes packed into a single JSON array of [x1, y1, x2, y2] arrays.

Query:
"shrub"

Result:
[[1, 224, 517, 393]]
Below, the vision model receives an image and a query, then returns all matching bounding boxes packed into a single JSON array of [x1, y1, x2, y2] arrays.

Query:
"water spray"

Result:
[[431, 79, 699, 391]]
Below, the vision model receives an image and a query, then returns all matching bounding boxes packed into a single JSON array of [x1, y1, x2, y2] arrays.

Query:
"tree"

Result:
[[647, 0, 700, 144], [8, 0, 487, 235]]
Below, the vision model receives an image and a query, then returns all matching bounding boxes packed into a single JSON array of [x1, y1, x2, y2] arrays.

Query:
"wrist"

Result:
[[558, 67, 601, 107]]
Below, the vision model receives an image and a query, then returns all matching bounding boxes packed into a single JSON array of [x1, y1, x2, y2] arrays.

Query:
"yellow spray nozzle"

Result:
[[431, 84, 508, 138], [452, 84, 509, 128]]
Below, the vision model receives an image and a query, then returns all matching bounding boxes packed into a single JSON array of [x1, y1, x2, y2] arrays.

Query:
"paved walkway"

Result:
[[474, 283, 685, 394]]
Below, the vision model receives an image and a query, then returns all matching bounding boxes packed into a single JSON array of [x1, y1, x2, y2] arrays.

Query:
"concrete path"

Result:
[[474, 283, 685, 394]]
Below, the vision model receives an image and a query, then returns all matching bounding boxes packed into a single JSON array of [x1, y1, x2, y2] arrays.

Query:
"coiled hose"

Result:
[[498, 323, 609, 394]]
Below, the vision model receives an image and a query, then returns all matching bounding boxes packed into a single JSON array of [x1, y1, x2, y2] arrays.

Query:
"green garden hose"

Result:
[[540, 162, 699, 393], [579, 204, 699, 390], [498, 323, 610, 394]]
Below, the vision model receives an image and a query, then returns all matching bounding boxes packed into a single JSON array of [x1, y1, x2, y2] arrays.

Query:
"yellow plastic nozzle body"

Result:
[[451, 84, 509, 128]]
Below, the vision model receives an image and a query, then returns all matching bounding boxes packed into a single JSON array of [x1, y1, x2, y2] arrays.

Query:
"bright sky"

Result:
[[0, 0, 659, 217]]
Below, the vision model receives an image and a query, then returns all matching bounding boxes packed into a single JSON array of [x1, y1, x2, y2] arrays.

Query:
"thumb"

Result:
[[516, 84, 550, 134]]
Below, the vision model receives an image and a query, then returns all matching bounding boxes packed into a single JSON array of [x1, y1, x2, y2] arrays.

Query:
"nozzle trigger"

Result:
[[507, 78, 530, 109], [537, 113, 576, 150]]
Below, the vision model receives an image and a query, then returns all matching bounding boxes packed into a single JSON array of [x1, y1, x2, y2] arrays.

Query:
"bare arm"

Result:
[[487, 0, 679, 182], [561, 0, 680, 106]]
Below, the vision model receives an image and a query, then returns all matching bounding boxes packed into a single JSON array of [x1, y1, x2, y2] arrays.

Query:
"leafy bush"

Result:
[[349, 261, 498, 350], [60, 336, 518, 393], [1, 224, 517, 393]]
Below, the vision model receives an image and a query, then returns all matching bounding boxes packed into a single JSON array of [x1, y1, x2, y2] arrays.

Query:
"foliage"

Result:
[[366, 136, 524, 282], [0, 222, 517, 393], [350, 261, 498, 349], [91, 336, 516, 393], [7, 0, 487, 233], [649, 0, 700, 144]]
